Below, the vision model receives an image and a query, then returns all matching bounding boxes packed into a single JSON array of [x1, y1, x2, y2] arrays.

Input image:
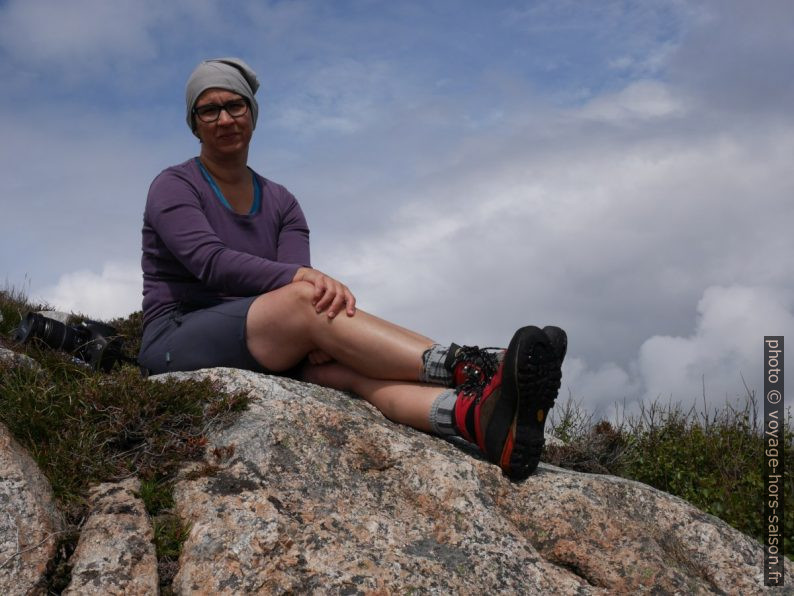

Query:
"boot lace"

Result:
[[451, 346, 501, 400]]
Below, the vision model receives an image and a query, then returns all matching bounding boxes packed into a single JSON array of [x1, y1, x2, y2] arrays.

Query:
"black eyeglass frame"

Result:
[[192, 98, 250, 123]]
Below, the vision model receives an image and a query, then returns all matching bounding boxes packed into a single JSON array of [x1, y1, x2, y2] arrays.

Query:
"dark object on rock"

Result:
[[13, 312, 128, 372]]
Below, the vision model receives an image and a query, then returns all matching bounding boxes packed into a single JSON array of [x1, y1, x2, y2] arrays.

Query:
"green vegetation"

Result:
[[546, 393, 793, 560], [0, 288, 250, 592]]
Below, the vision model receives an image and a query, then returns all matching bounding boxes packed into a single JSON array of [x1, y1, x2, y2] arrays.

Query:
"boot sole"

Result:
[[482, 326, 548, 467], [497, 327, 563, 481]]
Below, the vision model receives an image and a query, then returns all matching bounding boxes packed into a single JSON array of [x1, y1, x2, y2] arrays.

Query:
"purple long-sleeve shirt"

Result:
[[141, 158, 311, 329]]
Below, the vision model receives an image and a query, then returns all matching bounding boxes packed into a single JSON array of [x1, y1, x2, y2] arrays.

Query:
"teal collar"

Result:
[[196, 157, 261, 215]]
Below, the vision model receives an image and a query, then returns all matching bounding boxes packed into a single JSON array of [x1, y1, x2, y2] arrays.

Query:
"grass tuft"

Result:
[[0, 285, 50, 337], [0, 361, 238, 503], [152, 513, 191, 592]]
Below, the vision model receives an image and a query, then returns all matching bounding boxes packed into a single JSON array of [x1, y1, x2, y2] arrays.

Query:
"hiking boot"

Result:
[[452, 325, 565, 481], [542, 325, 568, 362], [444, 343, 502, 388], [505, 325, 566, 480]]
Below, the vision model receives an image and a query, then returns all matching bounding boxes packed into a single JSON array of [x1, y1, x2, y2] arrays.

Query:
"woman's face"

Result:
[[193, 88, 253, 160]]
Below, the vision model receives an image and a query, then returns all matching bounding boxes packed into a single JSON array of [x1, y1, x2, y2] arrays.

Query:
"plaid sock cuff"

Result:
[[429, 388, 458, 437], [420, 343, 452, 385]]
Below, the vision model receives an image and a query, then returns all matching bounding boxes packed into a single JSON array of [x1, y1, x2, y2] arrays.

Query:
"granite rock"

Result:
[[0, 422, 63, 594], [64, 477, 158, 595], [161, 368, 792, 595], [0, 346, 40, 370]]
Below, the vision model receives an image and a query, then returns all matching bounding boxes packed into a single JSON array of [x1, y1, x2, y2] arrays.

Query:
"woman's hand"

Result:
[[292, 267, 356, 319]]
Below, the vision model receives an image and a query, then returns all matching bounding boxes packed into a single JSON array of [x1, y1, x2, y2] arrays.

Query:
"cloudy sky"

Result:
[[1, 0, 792, 419]]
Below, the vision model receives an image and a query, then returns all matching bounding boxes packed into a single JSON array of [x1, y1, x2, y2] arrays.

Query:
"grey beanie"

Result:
[[185, 57, 260, 136]]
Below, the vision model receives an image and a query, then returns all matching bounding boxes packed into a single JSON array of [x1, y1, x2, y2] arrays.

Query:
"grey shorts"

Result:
[[138, 297, 268, 375]]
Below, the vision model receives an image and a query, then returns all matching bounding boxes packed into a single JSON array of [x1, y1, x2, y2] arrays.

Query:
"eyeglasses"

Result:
[[193, 99, 249, 123]]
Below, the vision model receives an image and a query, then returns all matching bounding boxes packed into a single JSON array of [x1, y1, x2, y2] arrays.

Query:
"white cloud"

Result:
[[579, 80, 687, 122], [35, 262, 142, 321], [542, 285, 794, 422], [637, 285, 794, 408], [560, 357, 639, 416], [306, 83, 794, 420]]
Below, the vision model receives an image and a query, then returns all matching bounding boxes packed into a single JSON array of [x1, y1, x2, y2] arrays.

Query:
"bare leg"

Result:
[[302, 362, 444, 433], [246, 281, 435, 380]]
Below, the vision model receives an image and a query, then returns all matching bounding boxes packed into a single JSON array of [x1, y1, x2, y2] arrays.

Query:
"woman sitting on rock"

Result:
[[138, 57, 567, 481]]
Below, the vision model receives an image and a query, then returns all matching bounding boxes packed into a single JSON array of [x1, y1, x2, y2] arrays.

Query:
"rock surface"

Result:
[[163, 368, 793, 594], [64, 478, 158, 595], [0, 346, 40, 370], [0, 422, 63, 594]]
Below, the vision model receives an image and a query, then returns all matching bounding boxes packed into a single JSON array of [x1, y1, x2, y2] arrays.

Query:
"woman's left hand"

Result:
[[292, 267, 356, 319]]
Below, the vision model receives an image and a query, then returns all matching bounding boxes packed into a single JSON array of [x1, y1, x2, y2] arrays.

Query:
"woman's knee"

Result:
[[245, 285, 317, 370], [248, 281, 315, 323], [274, 281, 316, 311], [289, 280, 317, 306]]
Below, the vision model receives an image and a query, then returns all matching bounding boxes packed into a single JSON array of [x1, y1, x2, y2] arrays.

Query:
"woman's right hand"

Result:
[[292, 267, 356, 319]]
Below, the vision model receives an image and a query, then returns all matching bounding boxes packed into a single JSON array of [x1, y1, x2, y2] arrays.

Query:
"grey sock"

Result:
[[429, 388, 458, 437], [420, 344, 452, 385]]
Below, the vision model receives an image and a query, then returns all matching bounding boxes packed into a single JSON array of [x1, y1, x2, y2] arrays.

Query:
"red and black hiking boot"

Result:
[[444, 343, 502, 388], [452, 326, 566, 481]]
